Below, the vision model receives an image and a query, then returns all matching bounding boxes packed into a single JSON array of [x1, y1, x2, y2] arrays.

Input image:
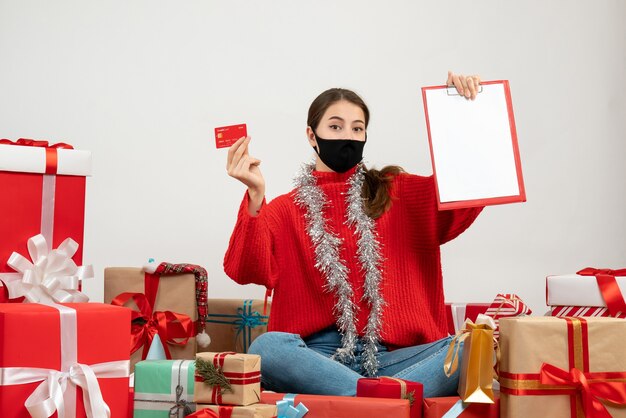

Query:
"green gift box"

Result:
[[134, 359, 196, 418]]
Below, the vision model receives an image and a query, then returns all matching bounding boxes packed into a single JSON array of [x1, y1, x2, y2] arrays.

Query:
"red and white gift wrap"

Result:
[[484, 294, 531, 338], [446, 294, 531, 338], [445, 303, 490, 335], [0, 303, 131, 417], [0, 139, 91, 297], [547, 268, 626, 317]]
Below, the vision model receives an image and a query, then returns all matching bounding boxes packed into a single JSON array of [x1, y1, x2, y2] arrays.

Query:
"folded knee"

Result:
[[248, 331, 303, 358]]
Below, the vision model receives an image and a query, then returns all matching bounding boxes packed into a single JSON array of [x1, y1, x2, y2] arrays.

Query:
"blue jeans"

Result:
[[248, 327, 461, 397]]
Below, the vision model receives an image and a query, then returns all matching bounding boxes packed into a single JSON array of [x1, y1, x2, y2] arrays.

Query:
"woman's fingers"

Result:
[[226, 136, 248, 169], [449, 71, 481, 100]]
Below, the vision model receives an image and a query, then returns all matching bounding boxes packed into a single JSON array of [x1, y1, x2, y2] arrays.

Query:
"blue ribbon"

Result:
[[441, 399, 469, 418], [205, 300, 268, 352], [276, 394, 308, 418]]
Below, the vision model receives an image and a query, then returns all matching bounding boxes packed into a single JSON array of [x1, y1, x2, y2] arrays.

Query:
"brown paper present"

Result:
[[200, 299, 271, 354], [444, 316, 497, 403], [194, 352, 261, 406], [104, 267, 197, 368], [499, 316, 626, 418], [197, 403, 277, 418]]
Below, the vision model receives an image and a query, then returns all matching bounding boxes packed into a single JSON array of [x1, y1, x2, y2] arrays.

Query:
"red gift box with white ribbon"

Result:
[[0, 303, 131, 417], [0, 139, 91, 298]]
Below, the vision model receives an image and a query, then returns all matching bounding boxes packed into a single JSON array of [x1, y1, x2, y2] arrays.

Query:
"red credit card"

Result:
[[215, 123, 247, 148]]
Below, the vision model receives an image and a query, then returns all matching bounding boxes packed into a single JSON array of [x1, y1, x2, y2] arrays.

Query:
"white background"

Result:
[[1, 1, 624, 316]]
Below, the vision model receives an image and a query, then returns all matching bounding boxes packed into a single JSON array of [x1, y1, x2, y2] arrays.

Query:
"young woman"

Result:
[[224, 71, 484, 397]]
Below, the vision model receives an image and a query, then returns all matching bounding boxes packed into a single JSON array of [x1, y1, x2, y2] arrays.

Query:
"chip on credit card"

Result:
[[215, 123, 247, 148]]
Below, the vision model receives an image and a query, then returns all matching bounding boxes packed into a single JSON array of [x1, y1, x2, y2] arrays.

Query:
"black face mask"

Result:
[[312, 132, 366, 173]]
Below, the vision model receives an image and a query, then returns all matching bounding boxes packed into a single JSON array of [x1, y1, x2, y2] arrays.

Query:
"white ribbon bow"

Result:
[[0, 361, 130, 418], [4, 234, 93, 304]]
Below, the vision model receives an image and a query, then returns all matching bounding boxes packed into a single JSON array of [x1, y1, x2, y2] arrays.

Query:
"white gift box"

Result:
[[546, 273, 626, 307]]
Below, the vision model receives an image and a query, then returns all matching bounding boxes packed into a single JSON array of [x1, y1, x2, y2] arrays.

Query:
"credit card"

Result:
[[215, 123, 247, 148]]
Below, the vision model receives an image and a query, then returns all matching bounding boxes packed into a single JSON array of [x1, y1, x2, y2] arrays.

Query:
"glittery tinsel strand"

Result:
[[294, 163, 359, 362], [345, 164, 385, 376]]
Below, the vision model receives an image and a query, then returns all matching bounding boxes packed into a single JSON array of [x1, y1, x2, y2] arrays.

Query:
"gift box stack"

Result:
[[0, 139, 133, 417]]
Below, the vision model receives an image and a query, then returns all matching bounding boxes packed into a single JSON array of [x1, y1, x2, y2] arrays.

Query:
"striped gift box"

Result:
[[484, 294, 532, 338], [551, 305, 626, 318]]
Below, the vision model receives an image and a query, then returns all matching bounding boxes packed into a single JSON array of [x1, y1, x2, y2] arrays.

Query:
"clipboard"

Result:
[[422, 80, 526, 210]]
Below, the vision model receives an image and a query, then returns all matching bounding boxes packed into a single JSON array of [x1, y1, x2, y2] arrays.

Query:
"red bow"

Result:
[[540, 363, 626, 418], [0, 138, 73, 149], [186, 409, 219, 418], [111, 292, 193, 359], [577, 267, 626, 316], [0, 138, 74, 174]]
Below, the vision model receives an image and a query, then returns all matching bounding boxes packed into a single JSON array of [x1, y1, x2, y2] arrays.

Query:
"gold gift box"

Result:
[[200, 299, 271, 354], [194, 352, 261, 406], [196, 403, 277, 418], [104, 267, 197, 369], [499, 316, 626, 418]]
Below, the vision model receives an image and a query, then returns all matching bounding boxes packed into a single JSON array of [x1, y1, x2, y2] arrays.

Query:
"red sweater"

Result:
[[224, 167, 483, 348]]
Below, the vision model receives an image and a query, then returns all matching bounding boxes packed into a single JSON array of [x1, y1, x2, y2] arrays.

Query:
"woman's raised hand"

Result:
[[227, 136, 265, 214], [447, 71, 481, 100]]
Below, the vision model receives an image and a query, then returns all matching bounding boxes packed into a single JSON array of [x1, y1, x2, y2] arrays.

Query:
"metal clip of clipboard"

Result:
[[446, 85, 483, 95]]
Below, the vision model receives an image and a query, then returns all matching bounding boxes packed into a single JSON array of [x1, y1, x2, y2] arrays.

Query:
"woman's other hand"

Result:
[[227, 136, 265, 215], [447, 71, 481, 100]]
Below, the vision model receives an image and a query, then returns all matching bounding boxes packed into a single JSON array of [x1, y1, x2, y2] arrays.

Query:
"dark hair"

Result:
[[307, 88, 404, 219]]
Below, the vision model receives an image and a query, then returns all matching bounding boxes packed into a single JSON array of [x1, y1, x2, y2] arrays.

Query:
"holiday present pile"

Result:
[[200, 298, 271, 354], [104, 261, 209, 369], [547, 267, 626, 318]]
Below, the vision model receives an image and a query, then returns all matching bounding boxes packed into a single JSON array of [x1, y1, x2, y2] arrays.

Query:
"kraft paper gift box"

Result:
[[357, 377, 423, 418], [547, 267, 626, 318], [194, 352, 261, 406], [134, 359, 197, 418], [196, 404, 277, 418], [0, 139, 91, 297], [261, 392, 411, 418], [499, 316, 626, 418], [423, 395, 500, 418], [0, 303, 131, 417], [104, 264, 201, 368], [200, 299, 271, 354]]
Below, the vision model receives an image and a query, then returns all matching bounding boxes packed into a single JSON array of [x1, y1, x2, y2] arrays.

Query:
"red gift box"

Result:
[[357, 377, 423, 418], [423, 395, 499, 418], [0, 139, 91, 293], [445, 303, 490, 335], [0, 303, 131, 417], [260, 392, 410, 418]]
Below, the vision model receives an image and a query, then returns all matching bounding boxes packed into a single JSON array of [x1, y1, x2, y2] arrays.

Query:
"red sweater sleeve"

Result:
[[396, 173, 483, 245], [223, 192, 278, 289], [437, 204, 484, 245]]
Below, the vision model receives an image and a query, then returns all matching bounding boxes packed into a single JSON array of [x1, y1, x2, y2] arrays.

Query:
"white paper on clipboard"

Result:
[[422, 80, 525, 209]]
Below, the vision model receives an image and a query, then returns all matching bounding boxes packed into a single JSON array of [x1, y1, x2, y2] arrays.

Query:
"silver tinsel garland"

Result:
[[294, 162, 385, 377]]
